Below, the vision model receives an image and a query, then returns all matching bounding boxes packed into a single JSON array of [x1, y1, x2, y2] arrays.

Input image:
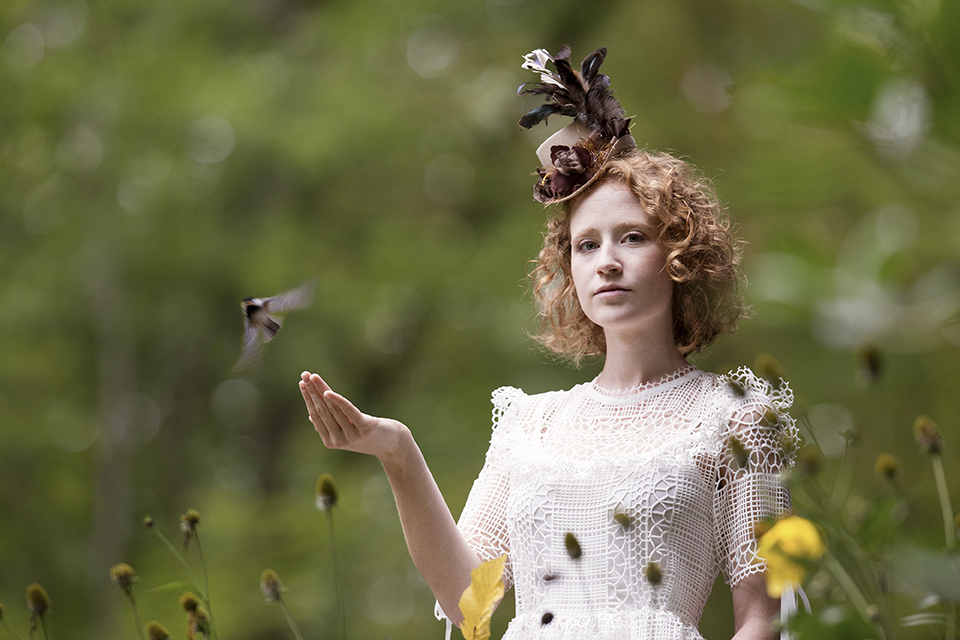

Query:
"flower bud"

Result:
[[110, 563, 137, 595], [874, 453, 900, 481], [315, 473, 339, 511], [260, 569, 283, 603], [143, 515, 155, 529], [26, 583, 50, 616], [180, 593, 200, 613], [913, 416, 943, 455], [755, 353, 786, 389], [146, 621, 170, 640]]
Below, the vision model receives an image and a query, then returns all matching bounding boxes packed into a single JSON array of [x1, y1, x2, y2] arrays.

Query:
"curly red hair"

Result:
[[530, 150, 747, 365]]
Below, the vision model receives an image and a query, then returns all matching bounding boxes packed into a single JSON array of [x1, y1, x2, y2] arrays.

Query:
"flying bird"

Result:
[[234, 280, 315, 371]]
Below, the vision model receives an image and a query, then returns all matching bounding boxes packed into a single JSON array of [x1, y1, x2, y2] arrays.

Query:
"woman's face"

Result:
[[568, 180, 675, 341]]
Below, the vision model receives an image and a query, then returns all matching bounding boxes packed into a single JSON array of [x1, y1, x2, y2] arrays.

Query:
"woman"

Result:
[[299, 46, 796, 640]]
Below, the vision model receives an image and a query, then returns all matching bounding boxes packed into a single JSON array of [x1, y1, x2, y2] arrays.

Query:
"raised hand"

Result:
[[299, 372, 409, 463]]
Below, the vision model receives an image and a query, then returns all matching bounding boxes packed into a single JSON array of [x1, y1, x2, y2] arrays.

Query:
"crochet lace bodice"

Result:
[[451, 366, 796, 640]]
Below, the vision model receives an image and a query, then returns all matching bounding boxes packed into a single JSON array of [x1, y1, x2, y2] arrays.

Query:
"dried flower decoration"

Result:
[[517, 46, 635, 204], [729, 436, 750, 471], [315, 473, 339, 511], [613, 510, 633, 532], [913, 415, 943, 455], [146, 621, 170, 640], [26, 584, 49, 617], [874, 453, 900, 481], [564, 532, 582, 560], [644, 561, 663, 587], [260, 569, 283, 603], [110, 563, 137, 596], [727, 379, 746, 397]]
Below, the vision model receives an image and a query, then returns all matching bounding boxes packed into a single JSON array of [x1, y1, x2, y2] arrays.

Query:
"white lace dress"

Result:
[[446, 365, 797, 640]]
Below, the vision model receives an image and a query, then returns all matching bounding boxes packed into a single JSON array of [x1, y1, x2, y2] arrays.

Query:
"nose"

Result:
[[596, 244, 621, 274]]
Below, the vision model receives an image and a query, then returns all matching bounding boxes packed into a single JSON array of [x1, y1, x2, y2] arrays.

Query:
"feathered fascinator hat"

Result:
[[518, 45, 635, 204]]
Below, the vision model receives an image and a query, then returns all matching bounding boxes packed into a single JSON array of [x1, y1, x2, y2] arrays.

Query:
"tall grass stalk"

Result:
[[324, 509, 346, 640]]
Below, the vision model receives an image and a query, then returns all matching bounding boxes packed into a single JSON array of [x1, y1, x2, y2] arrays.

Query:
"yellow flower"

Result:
[[756, 515, 825, 597], [874, 453, 900, 480]]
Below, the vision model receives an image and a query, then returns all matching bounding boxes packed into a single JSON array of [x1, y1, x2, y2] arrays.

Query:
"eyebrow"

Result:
[[571, 220, 659, 241]]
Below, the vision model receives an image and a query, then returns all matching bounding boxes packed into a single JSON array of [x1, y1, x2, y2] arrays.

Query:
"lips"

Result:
[[595, 285, 629, 296]]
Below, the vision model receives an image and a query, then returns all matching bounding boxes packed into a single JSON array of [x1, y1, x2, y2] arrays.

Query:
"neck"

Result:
[[596, 328, 689, 391]]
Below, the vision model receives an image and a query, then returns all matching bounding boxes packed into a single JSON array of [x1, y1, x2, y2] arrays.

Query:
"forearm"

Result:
[[380, 429, 481, 624]]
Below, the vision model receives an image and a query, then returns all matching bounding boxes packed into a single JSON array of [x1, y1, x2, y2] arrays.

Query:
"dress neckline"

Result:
[[586, 364, 702, 405]]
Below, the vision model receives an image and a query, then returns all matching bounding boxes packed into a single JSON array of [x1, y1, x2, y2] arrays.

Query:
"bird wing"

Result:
[[233, 318, 264, 372], [265, 279, 315, 313]]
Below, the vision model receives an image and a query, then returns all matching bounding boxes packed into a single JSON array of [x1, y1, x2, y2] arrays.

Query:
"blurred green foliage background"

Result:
[[1, 0, 959, 638]]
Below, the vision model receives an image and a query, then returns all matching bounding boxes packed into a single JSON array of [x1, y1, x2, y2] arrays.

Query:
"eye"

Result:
[[623, 232, 645, 244], [576, 239, 599, 253]]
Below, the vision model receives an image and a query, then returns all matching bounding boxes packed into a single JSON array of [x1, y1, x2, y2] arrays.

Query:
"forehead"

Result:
[[568, 181, 656, 236]]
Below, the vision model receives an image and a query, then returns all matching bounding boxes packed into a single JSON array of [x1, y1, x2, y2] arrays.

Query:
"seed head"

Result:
[[315, 473, 339, 511], [180, 509, 201, 549], [260, 569, 284, 603], [180, 509, 201, 532], [110, 563, 137, 595], [146, 621, 170, 640], [913, 416, 943, 455], [874, 453, 900, 481], [856, 345, 882, 386], [189, 607, 211, 637], [644, 561, 663, 586], [755, 353, 786, 389], [564, 532, 582, 560], [26, 583, 50, 616], [797, 445, 821, 476], [180, 593, 200, 613]]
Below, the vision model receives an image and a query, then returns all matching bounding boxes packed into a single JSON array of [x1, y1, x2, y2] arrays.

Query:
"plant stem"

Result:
[[822, 552, 883, 640], [192, 532, 218, 640], [126, 594, 146, 640], [1, 618, 25, 640], [326, 510, 346, 640], [150, 528, 207, 601], [278, 599, 306, 640], [38, 618, 49, 640], [930, 454, 956, 551]]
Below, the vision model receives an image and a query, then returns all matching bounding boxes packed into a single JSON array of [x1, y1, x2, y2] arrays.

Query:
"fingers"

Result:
[[299, 372, 361, 447]]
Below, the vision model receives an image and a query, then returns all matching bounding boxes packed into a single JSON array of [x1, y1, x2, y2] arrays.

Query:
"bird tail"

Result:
[[261, 316, 282, 341]]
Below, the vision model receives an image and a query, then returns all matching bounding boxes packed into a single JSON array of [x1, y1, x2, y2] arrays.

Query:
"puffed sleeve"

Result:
[[713, 367, 798, 587], [455, 385, 523, 591]]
